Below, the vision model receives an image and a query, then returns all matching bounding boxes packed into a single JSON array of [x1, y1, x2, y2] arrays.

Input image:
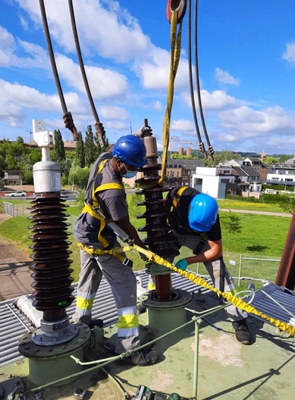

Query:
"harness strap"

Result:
[[77, 241, 126, 262], [172, 186, 188, 208], [93, 182, 124, 195], [81, 203, 109, 248]]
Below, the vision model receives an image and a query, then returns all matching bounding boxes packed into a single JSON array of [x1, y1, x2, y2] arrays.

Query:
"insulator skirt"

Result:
[[28, 195, 75, 316]]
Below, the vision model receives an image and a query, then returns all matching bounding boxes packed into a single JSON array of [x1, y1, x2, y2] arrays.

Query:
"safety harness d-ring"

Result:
[[166, 0, 187, 23]]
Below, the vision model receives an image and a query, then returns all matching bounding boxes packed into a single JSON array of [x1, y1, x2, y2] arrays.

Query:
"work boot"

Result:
[[88, 319, 104, 329], [121, 346, 158, 366], [232, 318, 251, 345]]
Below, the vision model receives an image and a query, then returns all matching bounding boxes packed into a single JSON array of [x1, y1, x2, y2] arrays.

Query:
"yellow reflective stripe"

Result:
[[172, 186, 188, 208], [117, 327, 139, 337], [77, 242, 126, 262], [117, 313, 139, 329], [76, 296, 94, 311], [148, 282, 156, 290]]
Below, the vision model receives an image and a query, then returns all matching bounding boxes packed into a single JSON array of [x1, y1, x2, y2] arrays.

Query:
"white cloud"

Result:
[[104, 121, 128, 130], [98, 106, 129, 121], [135, 47, 190, 90], [0, 78, 91, 126], [152, 101, 163, 111], [0, 26, 17, 66], [215, 68, 240, 86], [170, 119, 195, 132], [182, 89, 239, 111], [15, 0, 152, 63], [55, 54, 129, 101], [0, 100, 26, 123], [283, 42, 295, 65], [0, 26, 50, 69], [218, 105, 295, 135]]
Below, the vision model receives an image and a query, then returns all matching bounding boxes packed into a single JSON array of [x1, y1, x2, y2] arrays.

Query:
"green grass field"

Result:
[[0, 196, 291, 290]]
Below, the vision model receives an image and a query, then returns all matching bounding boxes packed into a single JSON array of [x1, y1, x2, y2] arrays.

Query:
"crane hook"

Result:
[[166, 0, 187, 24]]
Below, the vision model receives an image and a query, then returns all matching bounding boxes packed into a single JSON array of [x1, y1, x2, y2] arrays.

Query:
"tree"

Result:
[[202, 151, 242, 167], [16, 136, 24, 144], [279, 197, 295, 214], [74, 166, 91, 188], [27, 148, 42, 166], [5, 153, 20, 170], [221, 211, 241, 255], [84, 125, 98, 167], [76, 132, 85, 168], [54, 130, 65, 164], [264, 156, 278, 165], [278, 154, 292, 163], [60, 159, 72, 181], [0, 155, 6, 177]]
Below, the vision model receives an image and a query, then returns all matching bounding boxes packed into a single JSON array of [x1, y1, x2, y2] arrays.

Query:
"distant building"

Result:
[[265, 165, 295, 188], [3, 170, 23, 185], [192, 164, 262, 199], [164, 157, 204, 187]]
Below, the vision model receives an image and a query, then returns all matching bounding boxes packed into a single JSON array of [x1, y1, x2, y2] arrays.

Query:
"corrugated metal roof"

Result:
[[249, 283, 295, 325], [0, 271, 212, 367]]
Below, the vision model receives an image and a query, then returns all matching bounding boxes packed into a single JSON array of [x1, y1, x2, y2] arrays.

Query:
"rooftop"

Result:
[[1, 270, 295, 399]]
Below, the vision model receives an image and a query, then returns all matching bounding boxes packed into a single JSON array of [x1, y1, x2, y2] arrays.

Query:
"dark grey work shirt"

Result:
[[74, 153, 127, 248], [168, 185, 222, 242]]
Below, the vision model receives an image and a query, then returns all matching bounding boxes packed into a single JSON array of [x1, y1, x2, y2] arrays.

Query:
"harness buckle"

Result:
[[122, 258, 133, 267]]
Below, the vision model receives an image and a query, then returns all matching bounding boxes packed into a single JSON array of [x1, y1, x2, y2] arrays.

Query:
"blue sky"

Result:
[[1, 0, 295, 155]]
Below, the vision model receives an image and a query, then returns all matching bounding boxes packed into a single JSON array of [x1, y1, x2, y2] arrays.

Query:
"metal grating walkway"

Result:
[[0, 271, 212, 367], [248, 283, 295, 326]]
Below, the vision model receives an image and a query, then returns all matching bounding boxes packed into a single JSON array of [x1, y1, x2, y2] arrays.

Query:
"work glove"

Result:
[[175, 259, 188, 271]]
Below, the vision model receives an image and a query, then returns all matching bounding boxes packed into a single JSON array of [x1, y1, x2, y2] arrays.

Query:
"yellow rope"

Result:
[[121, 244, 295, 337], [159, 9, 183, 185]]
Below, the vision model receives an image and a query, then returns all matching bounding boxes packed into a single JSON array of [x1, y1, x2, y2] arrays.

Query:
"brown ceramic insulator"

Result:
[[154, 274, 173, 300], [28, 195, 75, 319], [137, 187, 179, 259], [136, 120, 180, 300], [137, 185, 179, 299]]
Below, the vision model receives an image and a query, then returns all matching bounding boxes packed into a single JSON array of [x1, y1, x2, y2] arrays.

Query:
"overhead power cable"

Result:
[[187, 0, 206, 158], [67, 0, 106, 148], [193, 0, 214, 160], [39, 0, 78, 140], [187, 0, 214, 161]]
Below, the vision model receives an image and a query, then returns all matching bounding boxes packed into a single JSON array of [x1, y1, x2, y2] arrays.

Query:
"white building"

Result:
[[192, 165, 262, 199], [192, 167, 231, 198]]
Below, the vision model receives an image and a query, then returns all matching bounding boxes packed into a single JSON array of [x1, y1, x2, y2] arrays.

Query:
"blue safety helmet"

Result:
[[112, 135, 147, 168], [188, 193, 218, 232]]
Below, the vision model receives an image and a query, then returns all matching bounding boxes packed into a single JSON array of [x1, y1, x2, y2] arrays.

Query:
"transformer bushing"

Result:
[[18, 124, 90, 385], [136, 120, 192, 331]]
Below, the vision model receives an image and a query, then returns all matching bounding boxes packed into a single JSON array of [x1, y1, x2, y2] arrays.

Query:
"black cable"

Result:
[[39, 0, 78, 140], [193, 0, 214, 160], [187, 0, 207, 157], [68, 0, 106, 147]]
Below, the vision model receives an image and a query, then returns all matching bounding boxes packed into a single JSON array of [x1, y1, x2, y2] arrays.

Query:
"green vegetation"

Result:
[[219, 198, 290, 213], [0, 127, 109, 187], [1, 195, 291, 290]]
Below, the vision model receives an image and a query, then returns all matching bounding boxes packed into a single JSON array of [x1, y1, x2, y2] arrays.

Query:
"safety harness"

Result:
[[169, 186, 208, 255], [77, 158, 126, 263]]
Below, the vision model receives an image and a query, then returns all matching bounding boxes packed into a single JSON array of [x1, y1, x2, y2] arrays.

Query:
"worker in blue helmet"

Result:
[[73, 135, 157, 366], [166, 185, 251, 345]]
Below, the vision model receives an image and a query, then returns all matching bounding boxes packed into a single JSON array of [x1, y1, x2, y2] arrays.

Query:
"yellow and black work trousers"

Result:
[[73, 244, 140, 354]]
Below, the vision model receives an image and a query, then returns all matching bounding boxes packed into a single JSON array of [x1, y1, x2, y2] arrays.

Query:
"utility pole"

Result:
[[26, 130, 33, 142]]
